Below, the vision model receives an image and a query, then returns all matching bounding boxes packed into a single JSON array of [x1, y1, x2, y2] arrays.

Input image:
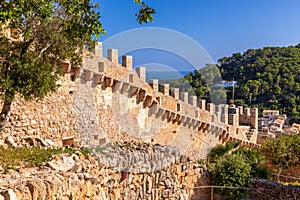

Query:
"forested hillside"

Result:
[[182, 44, 300, 124]]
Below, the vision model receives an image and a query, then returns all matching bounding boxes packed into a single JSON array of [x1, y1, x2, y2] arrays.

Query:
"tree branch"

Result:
[[33, 42, 52, 62]]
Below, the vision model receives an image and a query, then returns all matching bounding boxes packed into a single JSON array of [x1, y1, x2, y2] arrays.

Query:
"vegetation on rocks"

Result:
[[0, 146, 90, 172]]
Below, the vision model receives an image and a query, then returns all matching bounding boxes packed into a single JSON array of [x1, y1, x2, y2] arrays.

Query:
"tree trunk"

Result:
[[0, 99, 12, 130]]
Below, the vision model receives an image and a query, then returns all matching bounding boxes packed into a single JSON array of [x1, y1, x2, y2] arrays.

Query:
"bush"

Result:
[[213, 154, 252, 200]]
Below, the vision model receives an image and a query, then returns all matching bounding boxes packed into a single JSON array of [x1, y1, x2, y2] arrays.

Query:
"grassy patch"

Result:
[[0, 146, 76, 172]]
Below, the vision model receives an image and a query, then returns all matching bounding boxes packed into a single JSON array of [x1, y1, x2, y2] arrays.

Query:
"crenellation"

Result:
[[107, 49, 118, 64], [238, 106, 243, 114], [149, 79, 159, 92], [189, 96, 197, 107], [171, 88, 180, 100], [229, 113, 239, 126], [215, 111, 222, 123], [216, 104, 222, 113], [239, 107, 259, 133], [220, 104, 229, 124], [199, 99, 206, 110], [244, 107, 250, 115], [251, 108, 259, 130], [207, 103, 215, 115], [221, 114, 228, 124], [135, 67, 146, 82], [94, 42, 103, 57], [122, 55, 133, 70], [159, 84, 170, 95], [180, 92, 189, 104]]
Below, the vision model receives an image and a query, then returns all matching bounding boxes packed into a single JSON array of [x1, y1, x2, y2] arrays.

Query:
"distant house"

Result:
[[291, 123, 300, 133], [258, 110, 287, 136], [216, 80, 237, 88], [262, 110, 280, 120]]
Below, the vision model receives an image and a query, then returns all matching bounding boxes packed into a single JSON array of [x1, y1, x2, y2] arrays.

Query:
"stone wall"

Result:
[[249, 178, 300, 200], [0, 143, 212, 200], [0, 76, 77, 147]]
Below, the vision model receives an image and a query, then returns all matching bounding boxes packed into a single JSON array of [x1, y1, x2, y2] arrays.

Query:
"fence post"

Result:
[[211, 187, 214, 200]]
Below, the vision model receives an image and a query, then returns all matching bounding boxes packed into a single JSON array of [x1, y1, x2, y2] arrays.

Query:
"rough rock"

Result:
[[47, 155, 75, 172]]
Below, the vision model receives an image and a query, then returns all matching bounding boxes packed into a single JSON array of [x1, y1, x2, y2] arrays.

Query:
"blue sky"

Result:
[[97, 0, 300, 71]]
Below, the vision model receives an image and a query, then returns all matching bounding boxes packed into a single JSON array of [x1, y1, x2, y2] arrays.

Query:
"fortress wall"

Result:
[[0, 42, 260, 156]]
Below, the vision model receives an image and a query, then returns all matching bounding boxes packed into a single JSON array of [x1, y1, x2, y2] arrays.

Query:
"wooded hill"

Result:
[[182, 44, 300, 124]]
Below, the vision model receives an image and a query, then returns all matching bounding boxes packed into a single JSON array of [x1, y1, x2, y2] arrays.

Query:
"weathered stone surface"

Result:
[[249, 178, 300, 200], [5, 136, 17, 148], [1, 189, 18, 200], [0, 142, 212, 200], [47, 155, 75, 172]]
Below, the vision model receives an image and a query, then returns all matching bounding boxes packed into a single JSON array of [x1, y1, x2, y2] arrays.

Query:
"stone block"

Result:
[[199, 99, 206, 110], [95, 42, 102, 57], [171, 88, 180, 100], [207, 103, 215, 114], [107, 49, 118, 64], [180, 92, 189, 103], [149, 79, 159, 92], [189, 96, 197, 107], [159, 84, 169, 95], [136, 67, 146, 82], [122, 55, 133, 69]]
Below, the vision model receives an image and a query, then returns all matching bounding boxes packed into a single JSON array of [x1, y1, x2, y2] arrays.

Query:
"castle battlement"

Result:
[[0, 41, 259, 158], [64, 42, 259, 153]]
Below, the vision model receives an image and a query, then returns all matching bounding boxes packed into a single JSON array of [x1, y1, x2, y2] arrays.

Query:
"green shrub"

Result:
[[213, 154, 251, 200]]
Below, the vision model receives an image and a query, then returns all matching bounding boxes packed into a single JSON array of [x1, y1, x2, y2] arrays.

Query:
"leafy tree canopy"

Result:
[[134, 0, 156, 24], [263, 134, 300, 170]]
